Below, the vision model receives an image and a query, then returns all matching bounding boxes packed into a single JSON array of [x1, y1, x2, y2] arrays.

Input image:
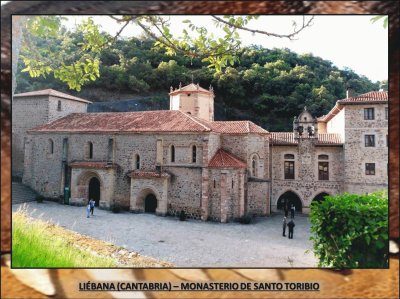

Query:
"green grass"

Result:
[[12, 210, 118, 267]]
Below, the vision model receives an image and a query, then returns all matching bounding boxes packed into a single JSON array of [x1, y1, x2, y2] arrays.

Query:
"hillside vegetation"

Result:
[[16, 35, 383, 131]]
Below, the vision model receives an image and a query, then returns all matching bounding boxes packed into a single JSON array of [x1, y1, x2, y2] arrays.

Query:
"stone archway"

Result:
[[134, 187, 160, 214], [277, 191, 303, 213], [88, 177, 101, 207], [313, 192, 330, 204]]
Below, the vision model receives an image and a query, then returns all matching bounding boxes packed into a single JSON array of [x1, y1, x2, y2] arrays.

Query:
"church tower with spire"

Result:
[[169, 82, 214, 121]]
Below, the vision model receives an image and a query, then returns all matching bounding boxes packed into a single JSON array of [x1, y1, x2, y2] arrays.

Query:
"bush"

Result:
[[111, 204, 121, 213], [179, 210, 187, 221], [35, 195, 44, 203], [239, 215, 252, 224], [309, 190, 388, 268]]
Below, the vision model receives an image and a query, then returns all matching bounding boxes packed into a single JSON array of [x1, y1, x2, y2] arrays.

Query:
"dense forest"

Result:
[[16, 33, 384, 131]]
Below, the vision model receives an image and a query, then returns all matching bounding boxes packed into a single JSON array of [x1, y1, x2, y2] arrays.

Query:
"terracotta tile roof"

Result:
[[69, 161, 116, 169], [29, 110, 212, 133], [190, 115, 269, 135], [29, 109, 269, 135], [319, 91, 388, 122], [337, 91, 388, 104], [13, 89, 92, 104], [127, 171, 170, 178], [169, 83, 210, 95], [208, 149, 247, 168], [270, 132, 343, 145]]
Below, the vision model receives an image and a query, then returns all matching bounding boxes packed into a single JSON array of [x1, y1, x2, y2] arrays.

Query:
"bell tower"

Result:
[[293, 106, 318, 139], [169, 83, 214, 121]]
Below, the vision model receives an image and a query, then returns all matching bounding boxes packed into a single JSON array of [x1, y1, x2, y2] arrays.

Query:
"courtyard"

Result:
[[12, 201, 317, 268]]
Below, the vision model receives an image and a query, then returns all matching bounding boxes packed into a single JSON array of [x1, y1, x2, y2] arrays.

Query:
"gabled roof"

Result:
[[13, 89, 92, 104], [69, 161, 116, 169], [270, 132, 343, 145], [29, 110, 212, 134], [337, 91, 388, 104], [169, 83, 211, 95], [208, 149, 247, 168], [127, 171, 170, 178], [29, 109, 269, 135], [318, 91, 388, 122]]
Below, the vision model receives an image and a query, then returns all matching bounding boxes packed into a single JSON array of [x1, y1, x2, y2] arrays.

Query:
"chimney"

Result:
[[346, 87, 355, 99]]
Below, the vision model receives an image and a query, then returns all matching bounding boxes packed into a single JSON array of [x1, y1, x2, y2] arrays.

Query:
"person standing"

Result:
[[89, 199, 95, 216], [290, 204, 295, 219], [287, 219, 295, 239], [282, 216, 287, 237], [86, 203, 91, 218]]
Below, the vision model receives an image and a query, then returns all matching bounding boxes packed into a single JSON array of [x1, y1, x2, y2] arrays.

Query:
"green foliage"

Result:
[[35, 195, 44, 203], [12, 210, 117, 267], [370, 16, 388, 29], [309, 191, 388, 268], [17, 35, 381, 131]]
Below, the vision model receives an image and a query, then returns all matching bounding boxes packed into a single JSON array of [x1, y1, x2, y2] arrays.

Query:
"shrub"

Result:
[[309, 190, 388, 268], [239, 214, 252, 224], [179, 210, 187, 221], [35, 195, 44, 203], [111, 204, 121, 213]]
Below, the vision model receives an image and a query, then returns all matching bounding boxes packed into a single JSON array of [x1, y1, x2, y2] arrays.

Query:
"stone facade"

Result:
[[15, 87, 388, 222], [12, 90, 90, 178]]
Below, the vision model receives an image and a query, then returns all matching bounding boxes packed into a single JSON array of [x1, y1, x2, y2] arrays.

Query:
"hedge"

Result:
[[309, 190, 388, 268]]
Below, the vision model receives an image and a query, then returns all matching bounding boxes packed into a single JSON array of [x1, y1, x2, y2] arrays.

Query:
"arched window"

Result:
[[86, 142, 93, 159], [318, 154, 329, 160], [192, 145, 197, 163], [251, 155, 258, 177], [213, 179, 216, 188], [57, 100, 62, 111], [48, 139, 54, 154], [284, 154, 295, 159], [170, 145, 175, 163], [135, 154, 140, 170]]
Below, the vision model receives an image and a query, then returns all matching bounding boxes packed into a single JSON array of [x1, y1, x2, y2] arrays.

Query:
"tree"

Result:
[[18, 15, 314, 91]]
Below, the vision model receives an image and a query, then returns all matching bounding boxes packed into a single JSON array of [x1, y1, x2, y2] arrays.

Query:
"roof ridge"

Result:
[[181, 111, 212, 131]]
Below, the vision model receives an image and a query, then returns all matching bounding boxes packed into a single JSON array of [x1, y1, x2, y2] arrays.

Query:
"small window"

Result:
[[57, 100, 62, 111], [213, 179, 216, 188], [318, 154, 329, 160], [48, 139, 54, 154], [192, 145, 197, 163], [365, 163, 375, 175], [135, 154, 140, 170], [86, 142, 93, 159], [385, 107, 388, 120], [284, 161, 295, 179], [365, 135, 375, 147], [251, 155, 258, 177], [318, 162, 329, 180], [232, 179, 234, 188], [364, 108, 374, 120], [170, 145, 175, 163], [284, 154, 295, 159], [187, 93, 191, 96]]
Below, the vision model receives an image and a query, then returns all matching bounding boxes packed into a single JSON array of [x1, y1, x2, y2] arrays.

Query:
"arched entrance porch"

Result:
[[312, 192, 330, 204], [277, 191, 303, 213]]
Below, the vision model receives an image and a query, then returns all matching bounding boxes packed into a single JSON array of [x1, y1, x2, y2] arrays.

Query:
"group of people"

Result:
[[86, 199, 95, 218], [282, 204, 296, 239]]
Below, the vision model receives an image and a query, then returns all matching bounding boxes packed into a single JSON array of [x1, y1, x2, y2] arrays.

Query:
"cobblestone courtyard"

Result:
[[13, 201, 317, 267]]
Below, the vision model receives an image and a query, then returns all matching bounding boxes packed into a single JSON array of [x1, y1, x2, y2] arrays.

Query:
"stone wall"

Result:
[[343, 104, 388, 193], [270, 143, 344, 213], [12, 95, 88, 178], [247, 180, 270, 216]]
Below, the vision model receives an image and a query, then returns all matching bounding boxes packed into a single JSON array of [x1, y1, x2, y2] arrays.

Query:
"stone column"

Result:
[[220, 171, 228, 223], [238, 169, 245, 217], [201, 138, 209, 221]]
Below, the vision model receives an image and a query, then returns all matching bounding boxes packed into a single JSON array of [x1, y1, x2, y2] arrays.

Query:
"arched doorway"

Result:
[[277, 191, 303, 213], [313, 192, 330, 204], [144, 194, 157, 213], [88, 177, 101, 206]]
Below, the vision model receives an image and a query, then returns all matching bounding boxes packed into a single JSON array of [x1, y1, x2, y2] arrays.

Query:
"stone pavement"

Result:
[[12, 201, 318, 268]]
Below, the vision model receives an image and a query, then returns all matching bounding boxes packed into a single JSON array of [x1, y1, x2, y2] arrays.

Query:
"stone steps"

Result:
[[12, 182, 38, 205]]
